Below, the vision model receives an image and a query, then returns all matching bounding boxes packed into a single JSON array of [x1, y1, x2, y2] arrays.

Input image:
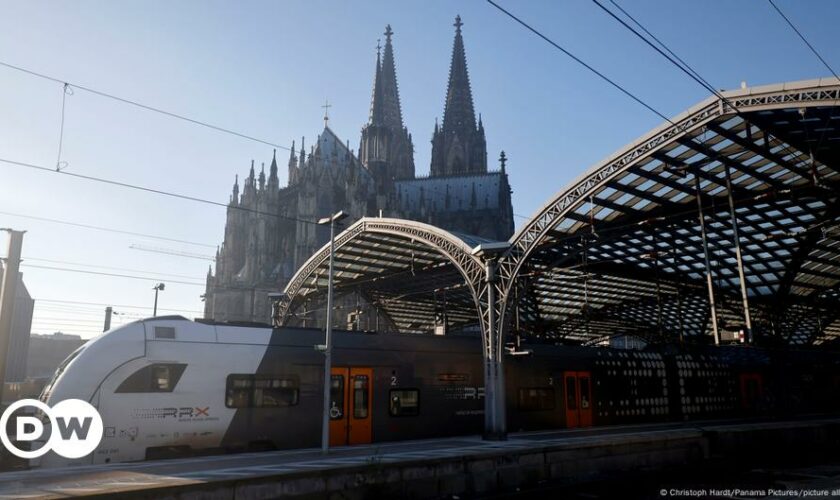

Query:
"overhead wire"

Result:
[[766, 0, 840, 154], [0, 60, 291, 151], [36, 298, 203, 314], [23, 256, 207, 281], [591, 0, 830, 171], [0, 157, 318, 225], [485, 0, 674, 125], [21, 263, 205, 286], [0, 210, 215, 248]]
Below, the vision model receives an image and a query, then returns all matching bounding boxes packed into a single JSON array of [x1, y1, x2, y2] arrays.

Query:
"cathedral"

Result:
[[204, 16, 515, 323]]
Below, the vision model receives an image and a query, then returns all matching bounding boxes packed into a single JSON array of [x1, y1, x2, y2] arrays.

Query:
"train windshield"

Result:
[[39, 344, 85, 402]]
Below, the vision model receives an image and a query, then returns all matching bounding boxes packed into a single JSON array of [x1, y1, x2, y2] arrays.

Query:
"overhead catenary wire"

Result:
[[23, 256, 208, 281], [36, 298, 203, 314], [485, 0, 674, 125], [767, 0, 839, 81], [766, 0, 840, 153], [590, 0, 829, 179], [0, 157, 318, 225], [0, 60, 291, 151], [22, 263, 277, 294], [0, 210, 216, 248], [21, 263, 206, 286]]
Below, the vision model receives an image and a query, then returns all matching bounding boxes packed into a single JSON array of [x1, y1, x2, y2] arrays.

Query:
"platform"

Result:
[[1, 417, 838, 499]]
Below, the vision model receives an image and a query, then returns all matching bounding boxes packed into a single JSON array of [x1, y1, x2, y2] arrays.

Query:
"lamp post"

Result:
[[317, 210, 348, 455], [153, 283, 165, 317]]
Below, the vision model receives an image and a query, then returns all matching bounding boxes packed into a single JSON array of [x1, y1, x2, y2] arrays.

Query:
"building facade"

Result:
[[205, 17, 514, 323]]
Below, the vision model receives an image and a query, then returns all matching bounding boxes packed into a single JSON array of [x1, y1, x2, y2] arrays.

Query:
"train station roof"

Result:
[[276, 218, 491, 333], [505, 78, 840, 347], [278, 78, 840, 349]]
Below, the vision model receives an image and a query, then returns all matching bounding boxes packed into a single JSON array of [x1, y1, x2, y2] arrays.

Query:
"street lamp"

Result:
[[317, 210, 348, 455], [152, 283, 165, 317]]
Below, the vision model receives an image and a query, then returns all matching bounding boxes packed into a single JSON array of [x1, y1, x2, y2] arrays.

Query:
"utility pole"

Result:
[[0, 229, 25, 392], [103, 306, 113, 332]]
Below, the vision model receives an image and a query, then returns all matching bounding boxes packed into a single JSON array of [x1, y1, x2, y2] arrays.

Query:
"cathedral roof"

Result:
[[395, 171, 505, 213], [314, 125, 356, 161]]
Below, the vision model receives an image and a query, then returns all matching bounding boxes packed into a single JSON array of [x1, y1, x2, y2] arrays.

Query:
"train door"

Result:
[[739, 373, 763, 412], [563, 371, 593, 428], [329, 367, 373, 446]]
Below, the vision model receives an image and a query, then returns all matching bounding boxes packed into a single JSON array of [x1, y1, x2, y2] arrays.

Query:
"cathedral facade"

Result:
[[204, 17, 515, 323]]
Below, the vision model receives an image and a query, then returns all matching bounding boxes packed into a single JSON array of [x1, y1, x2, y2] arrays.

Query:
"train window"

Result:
[[580, 377, 591, 409], [566, 377, 577, 410], [389, 389, 420, 416], [518, 388, 555, 411], [225, 375, 300, 408], [116, 363, 187, 393], [226, 375, 252, 408], [254, 377, 299, 407], [330, 375, 345, 420], [353, 375, 369, 419], [154, 326, 176, 339]]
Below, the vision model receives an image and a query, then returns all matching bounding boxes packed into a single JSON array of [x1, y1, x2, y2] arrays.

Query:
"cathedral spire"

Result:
[[231, 174, 239, 204], [360, 24, 415, 189], [299, 137, 306, 166], [430, 15, 487, 177], [269, 149, 278, 181], [442, 15, 476, 133], [368, 25, 404, 130]]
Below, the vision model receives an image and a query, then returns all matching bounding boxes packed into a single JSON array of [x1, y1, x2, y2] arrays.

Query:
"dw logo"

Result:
[[0, 399, 104, 459]]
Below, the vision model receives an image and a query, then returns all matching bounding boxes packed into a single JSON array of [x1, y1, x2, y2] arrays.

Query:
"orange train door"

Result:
[[328, 367, 373, 446], [329, 367, 350, 446], [348, 367, 372, 445], [563, 371, 593, 428]]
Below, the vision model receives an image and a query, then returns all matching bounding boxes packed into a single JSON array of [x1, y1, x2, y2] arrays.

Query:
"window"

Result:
[[225, 374, 299, 408], [389, 389, 420, 416], [330, 375, 345, 419], [226, 375, 252, 408], [353, 375, 369, 419], [116, 363, 187, 393], [518, 388, 556, 411], [154, 326, 176, 339], [579, 377, 591, 409], [566, 377, 577, 410]]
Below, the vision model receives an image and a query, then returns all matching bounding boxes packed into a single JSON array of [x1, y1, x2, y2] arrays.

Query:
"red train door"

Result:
[[564, 371, 593, 428], [329, 367, 373, 446], [739, 373, 763, 411]]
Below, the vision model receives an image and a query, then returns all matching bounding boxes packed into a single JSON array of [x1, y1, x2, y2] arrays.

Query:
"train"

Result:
[[32, 316, 840, 468]]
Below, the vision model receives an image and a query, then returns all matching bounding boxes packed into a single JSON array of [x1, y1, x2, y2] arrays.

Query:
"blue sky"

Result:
[[1, 0, 838, 338]]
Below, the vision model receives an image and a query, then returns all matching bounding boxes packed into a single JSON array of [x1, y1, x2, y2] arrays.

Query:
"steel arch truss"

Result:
[[274, 217, 488, 335], [497, 78, 840, 348]]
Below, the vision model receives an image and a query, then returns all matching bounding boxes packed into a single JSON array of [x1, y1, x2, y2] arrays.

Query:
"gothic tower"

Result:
[[430, 15, 487, 177], [359, 25, 415, 195]]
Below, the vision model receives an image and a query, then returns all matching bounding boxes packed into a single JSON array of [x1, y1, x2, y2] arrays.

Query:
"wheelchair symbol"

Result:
[[329, 403, 342, 419]]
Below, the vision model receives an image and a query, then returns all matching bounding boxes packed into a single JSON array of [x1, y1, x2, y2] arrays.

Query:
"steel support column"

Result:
[[694, 173, 721, 345], [723, 163, 754, 344], [482, 257, 506, 440]]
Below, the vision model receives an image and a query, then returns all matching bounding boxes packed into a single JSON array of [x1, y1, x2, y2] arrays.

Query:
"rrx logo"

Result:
[[0, 399, 104, 459]]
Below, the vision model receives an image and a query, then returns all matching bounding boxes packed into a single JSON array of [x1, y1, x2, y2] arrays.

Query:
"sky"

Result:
[[1, 0, 839, 339]]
